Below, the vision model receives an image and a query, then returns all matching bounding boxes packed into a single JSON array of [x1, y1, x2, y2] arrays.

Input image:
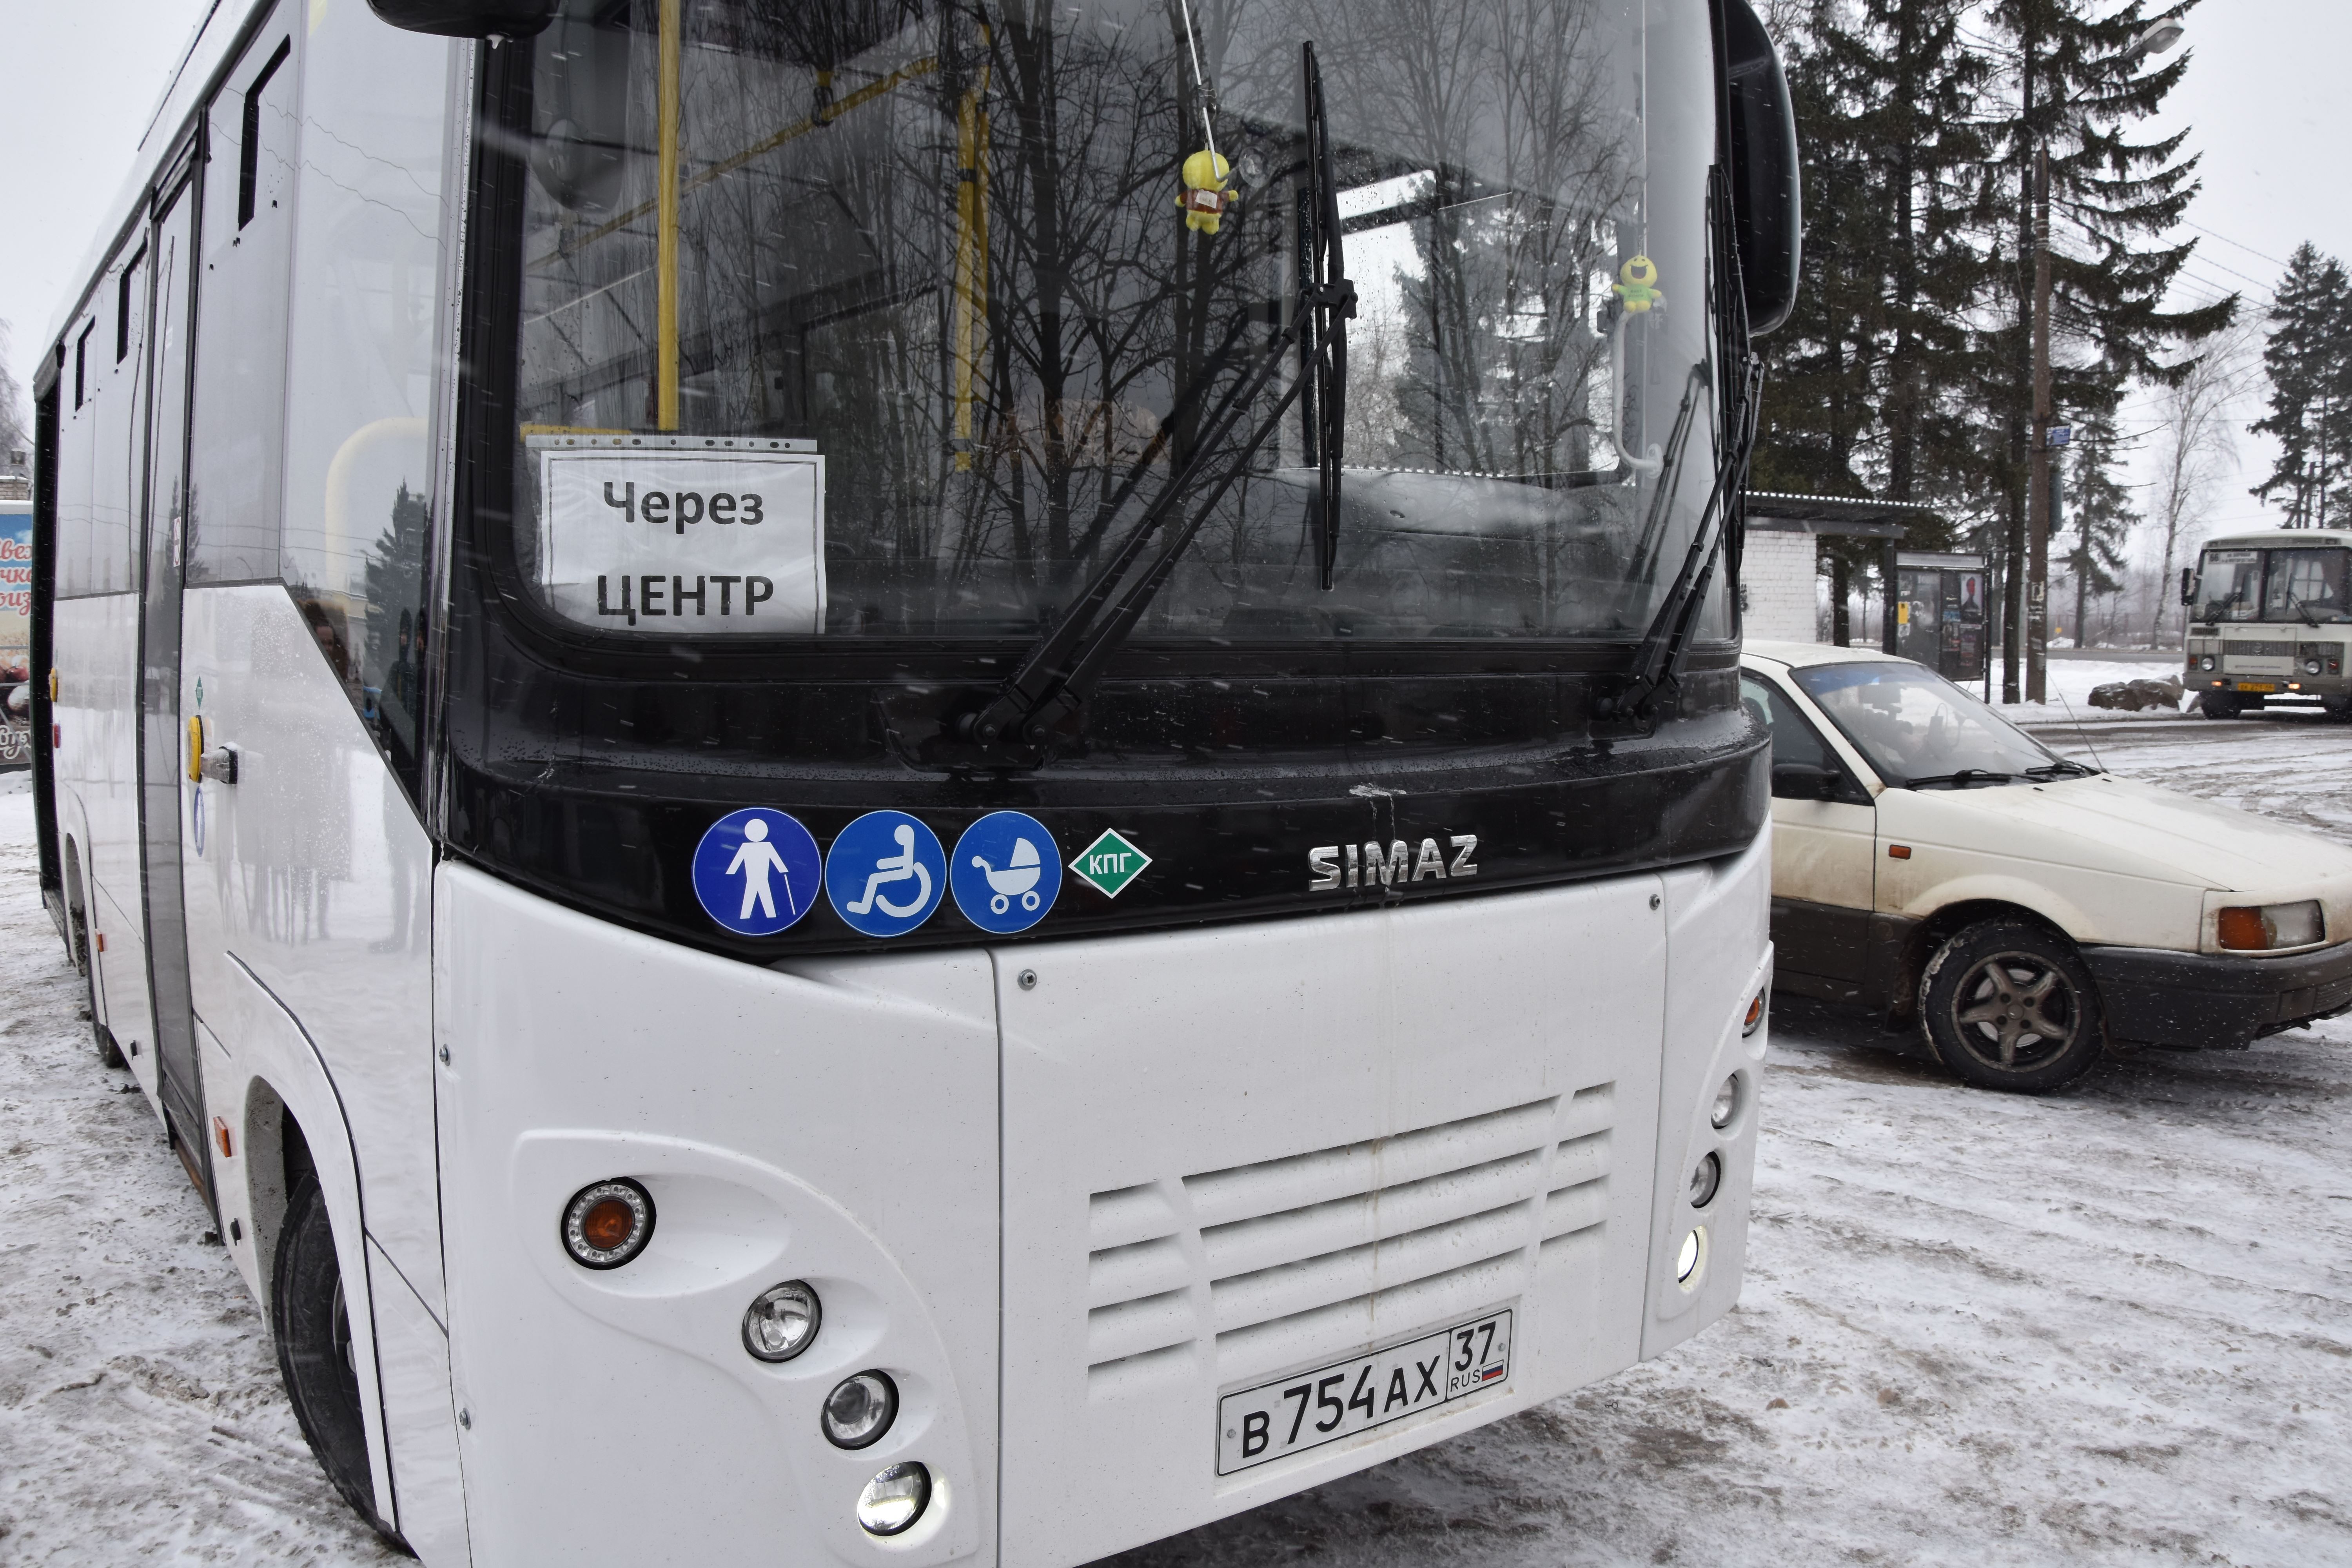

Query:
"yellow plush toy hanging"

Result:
[[1613, 254, 1665, 314], [1179, 149, 1233, 234]]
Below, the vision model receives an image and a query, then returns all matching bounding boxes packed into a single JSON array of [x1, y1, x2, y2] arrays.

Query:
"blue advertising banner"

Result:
[[0, 502, 29, 771]]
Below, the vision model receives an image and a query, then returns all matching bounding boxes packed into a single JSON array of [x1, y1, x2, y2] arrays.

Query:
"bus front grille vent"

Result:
[[2224, 640, 2294, 658], [1082, 1085, 1614, 1396]]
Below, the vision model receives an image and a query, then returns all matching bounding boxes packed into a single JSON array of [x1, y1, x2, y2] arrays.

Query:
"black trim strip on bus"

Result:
[[438, 26, 1768, 962]]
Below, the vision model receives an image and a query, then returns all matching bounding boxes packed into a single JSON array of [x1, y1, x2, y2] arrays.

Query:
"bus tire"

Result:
[[1919, 920, 2105, 1093], [272, 1174, 409, 1552], [72, 902, 124, 1070], [2199, 692, 2239, 720]]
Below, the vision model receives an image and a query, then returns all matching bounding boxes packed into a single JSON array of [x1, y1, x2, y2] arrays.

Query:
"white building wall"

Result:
[[1741, 528, 1821, 643]]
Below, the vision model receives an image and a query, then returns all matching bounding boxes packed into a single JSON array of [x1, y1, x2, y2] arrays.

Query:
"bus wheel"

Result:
[[2199, 691, 2239, 720], [272, 1175, 408, 1551], [74, 912, 124, 1069], [1919, 921, 2105, 1093]]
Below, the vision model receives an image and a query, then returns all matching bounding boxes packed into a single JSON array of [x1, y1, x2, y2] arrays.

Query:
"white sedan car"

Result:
[[1742, 641, 2352, 1091]]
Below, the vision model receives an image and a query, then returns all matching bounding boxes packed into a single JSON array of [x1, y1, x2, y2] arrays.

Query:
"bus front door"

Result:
[[135, 172, 209, 1191]]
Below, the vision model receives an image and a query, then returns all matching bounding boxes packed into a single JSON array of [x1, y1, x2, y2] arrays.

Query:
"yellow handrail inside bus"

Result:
[[655, 0, 682, 432]]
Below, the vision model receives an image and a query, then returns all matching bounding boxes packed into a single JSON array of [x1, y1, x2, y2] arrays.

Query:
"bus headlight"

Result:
[[1675, 1227, 1706, 1287], [1688, 1152, 1722, 1209], [560, 1179, 655, 1270], [857, 1463, 931, 1537], [742, 1281, 822, 1363], [2306, 657, 2325, 676], [1710, 1075, 1740, 1129], [2198, 655, 2216, 671], [822, 1371, 900, 1449]]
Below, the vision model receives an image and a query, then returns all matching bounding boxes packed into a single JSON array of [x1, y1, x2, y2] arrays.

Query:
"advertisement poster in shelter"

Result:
[[0, 503, 31, 769]]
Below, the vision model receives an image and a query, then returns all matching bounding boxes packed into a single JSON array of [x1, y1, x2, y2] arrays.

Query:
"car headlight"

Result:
[[2217, 900, 2325, 951]]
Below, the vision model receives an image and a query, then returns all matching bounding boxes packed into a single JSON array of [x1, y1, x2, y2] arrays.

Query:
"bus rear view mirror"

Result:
[[366, 0, 556, 37], [1771, 762, 1840, 802], [2180, 567, 2195, 606], [1720, 0, 1802, 337]]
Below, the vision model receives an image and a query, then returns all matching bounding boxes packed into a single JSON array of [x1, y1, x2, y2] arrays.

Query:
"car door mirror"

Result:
[[1719, 0, 1802, 337], [365, 0, 556, 37], [1771, 762, 1842, 802]]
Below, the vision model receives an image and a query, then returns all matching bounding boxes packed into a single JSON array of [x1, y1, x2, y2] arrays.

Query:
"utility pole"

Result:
[[2027, 147, 2052, 702]]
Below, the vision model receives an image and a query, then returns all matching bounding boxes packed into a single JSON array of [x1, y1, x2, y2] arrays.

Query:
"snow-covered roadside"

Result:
[[0, 787, 401, 1565], [1987, 657, 2201, 724], [2, 754, 2348, 1564]]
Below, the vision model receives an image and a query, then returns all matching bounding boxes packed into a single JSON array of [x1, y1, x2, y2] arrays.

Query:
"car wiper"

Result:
[[1905, 768, 2013, 789], [959, 41, 1354, 760], [2022, 759, 2099, 780]]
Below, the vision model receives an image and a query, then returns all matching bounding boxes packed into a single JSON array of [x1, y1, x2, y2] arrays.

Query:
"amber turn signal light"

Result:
[[1742, 994, 1765, 1035], [561, 1178, 656, 1270], [1887, 844, 1912, 860]]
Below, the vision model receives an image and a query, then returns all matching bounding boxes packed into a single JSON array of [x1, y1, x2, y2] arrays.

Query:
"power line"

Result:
[[2177, 220, 2290, 273]]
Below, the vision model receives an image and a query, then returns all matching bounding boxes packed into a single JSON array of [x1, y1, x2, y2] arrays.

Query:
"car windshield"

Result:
[[505, 0, 1722, 641], [1790, 661, 2065, 787]]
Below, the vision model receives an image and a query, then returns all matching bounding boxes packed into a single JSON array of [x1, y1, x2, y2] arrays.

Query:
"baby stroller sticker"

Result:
[[951, 812, 1062, 935], [826, 811, 947, 938], [692, 809, 823, 936]]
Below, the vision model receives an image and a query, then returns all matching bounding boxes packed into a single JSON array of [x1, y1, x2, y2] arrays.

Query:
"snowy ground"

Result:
[[4, 724, 2351, 1565]]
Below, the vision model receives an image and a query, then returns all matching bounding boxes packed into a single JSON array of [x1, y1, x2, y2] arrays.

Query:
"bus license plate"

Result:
[[2237, 682, 2276, 693], [1215, 1309, 1512, 1475]]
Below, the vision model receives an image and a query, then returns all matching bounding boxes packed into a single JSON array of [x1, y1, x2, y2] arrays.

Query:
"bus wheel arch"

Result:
[[220, 998, 403, 1546]]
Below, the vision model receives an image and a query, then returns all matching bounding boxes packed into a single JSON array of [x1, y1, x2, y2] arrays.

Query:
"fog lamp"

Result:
[[1675, 1228, 1704, 1286], [742, 1281, 822, 1363], [857, 1463, 932, 1537], [561, 1179, 654, 1270], [1711, 1074, 1740, 1130], [1688, 1152, 1722, 1209], [2217, 900, 2324, 951], [823, 1371, 899, 1450]]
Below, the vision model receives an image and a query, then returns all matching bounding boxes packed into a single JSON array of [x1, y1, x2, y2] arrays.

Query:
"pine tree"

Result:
[[2058, 414, 2133, 646], [1980, 0, 2230, 693], [2250, 243, 2352, 527]]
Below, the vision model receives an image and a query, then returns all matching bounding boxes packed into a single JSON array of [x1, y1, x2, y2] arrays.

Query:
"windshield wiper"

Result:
[[1604, 167, 1767, 723], [959, 41, 1354, 760], [1904, 768, 2013, 789], [2022, 759, 2099, 780], [2283, 589, 2322, 628]]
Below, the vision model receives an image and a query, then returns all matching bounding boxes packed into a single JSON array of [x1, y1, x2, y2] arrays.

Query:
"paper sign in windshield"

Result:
[[534, 438, 826, 634]]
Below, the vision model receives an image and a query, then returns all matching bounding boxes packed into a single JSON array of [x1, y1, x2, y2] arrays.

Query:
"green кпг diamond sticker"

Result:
[[1069, 829, 1151, 898]]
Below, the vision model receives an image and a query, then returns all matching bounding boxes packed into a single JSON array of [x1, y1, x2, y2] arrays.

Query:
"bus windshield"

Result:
[[506, 0, 1718, 642], [2194, 544, 2352, 624]]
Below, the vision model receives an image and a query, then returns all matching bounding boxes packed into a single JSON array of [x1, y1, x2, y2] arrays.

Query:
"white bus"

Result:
[[30, 0, 1795, 1561], [2183, 528, 2352, 720]]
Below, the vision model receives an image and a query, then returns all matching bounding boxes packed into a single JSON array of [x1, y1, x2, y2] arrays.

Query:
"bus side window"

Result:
[[188, 18, 298, 588], [276, 6, 447, 803]]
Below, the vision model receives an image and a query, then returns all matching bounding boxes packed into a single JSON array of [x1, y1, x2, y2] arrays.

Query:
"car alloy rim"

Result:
[[1950, 952, 2078, 1069]]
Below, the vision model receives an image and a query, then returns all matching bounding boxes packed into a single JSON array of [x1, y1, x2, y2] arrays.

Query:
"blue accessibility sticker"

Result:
[[824, 811, 947, 938], [951, 812, 1062, 935], [693, 809, 824, 936]]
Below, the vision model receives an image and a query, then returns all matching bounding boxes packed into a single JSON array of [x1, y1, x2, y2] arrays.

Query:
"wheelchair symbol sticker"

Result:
[[951, 812, 1062, 935], [825, 811, 947, 938], [693, 809, 823, 936]]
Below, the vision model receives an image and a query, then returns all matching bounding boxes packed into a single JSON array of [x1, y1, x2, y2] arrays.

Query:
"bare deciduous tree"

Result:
[[2148, 316, 2257, 647]]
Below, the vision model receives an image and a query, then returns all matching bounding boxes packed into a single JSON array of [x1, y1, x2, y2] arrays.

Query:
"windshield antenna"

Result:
[[2050, 685, 2107, 774]]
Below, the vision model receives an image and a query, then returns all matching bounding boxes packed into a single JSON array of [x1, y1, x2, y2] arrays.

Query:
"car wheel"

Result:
[[273, 1174, 408, 1550], [1919, 920, 2105, 1092]]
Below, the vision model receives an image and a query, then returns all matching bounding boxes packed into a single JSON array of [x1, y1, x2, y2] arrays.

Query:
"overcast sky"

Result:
[[0, 0, 2342, 528]]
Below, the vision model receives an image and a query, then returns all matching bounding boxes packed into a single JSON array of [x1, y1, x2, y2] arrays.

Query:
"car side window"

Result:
[[1744, 673, 1860, 799]]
